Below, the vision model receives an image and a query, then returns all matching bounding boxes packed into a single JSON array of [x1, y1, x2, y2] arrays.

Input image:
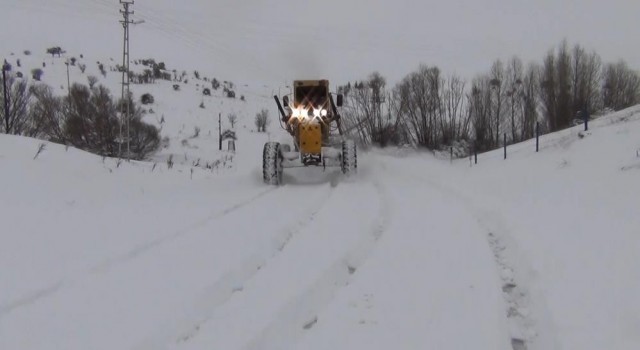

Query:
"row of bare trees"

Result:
[[1, 71, 160, 159], [339, 40, 640, 152]]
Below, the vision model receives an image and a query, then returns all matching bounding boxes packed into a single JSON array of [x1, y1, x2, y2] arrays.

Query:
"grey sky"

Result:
[[2, 0, 639, 85]]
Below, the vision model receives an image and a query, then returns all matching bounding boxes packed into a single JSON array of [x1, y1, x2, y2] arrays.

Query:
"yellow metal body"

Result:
[[298, 120, 322, 154]]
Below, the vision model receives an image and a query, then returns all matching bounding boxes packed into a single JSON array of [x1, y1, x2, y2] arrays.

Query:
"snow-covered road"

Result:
[[0, 140, 514, 350], [2, 106, 640, 350]]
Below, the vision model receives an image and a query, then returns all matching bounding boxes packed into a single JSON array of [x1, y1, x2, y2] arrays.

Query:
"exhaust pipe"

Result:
[[329, 95, 344, 135], [274, 95, 287, 121]]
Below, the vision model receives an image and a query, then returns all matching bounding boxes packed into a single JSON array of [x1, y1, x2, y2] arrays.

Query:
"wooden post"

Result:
[[503, 133, 507, 160], [536, 122, 539, 153], [584, 110, 589, 131]]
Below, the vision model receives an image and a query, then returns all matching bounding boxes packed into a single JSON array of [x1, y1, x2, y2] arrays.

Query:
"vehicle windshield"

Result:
[[295, 86, 328, 108]]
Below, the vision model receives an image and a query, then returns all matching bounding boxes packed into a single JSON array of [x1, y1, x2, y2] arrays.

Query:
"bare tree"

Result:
[[521, 63, 539, 140], [504, 57, 524, 142], [469, 75, 494, 151], [440, 74, 470, 145], [571, 45, 602, 116], [489, 59, 505, 144], [602, 60, 640, 111], [27, 84, 65, 141], [228, 113, 237, 128], [255, 109, 269, 132], [1, 74, 31, 135]]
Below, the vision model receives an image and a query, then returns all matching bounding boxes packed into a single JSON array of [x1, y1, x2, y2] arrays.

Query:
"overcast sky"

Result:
[[2, 0, 639, 85]]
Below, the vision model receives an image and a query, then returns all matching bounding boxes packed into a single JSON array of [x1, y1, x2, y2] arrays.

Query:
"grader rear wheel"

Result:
[[341, 140, 357, 175]]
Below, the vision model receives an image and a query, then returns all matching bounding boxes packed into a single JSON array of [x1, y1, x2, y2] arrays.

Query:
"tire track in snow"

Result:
[[240, 180, 391, 350], [0, 187, 278, 318], [377, 155, 541, 350], [132, 184, 337, 350]]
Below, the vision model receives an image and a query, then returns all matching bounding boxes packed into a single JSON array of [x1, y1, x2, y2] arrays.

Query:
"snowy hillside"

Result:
[[2, 106, 639, 350], [2, 1, 640, 350]]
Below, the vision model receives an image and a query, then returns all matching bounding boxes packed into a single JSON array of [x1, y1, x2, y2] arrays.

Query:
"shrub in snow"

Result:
[[63, 83, 160, 160], [227, 113, 237, 128], [31, 68, 44, 81], [78, 63, 87, 73], [23, 50, 31, 56], [173, 84, 180, 91], [46, 46, 64, 57], [141, 93, 154, 105], [255, 109, 269, 132], [98, 63, 106, 77], [87, 75, 98, 89], [202, 88, 211, 96], [212, 78, 220, 90]]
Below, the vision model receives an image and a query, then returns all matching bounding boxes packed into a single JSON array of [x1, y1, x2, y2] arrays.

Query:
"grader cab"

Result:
[[263, 79, 357, 185]]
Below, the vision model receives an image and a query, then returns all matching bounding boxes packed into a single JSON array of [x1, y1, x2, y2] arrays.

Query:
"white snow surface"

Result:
[[2, 107, 639, 350], [1, 1, 640, 349]]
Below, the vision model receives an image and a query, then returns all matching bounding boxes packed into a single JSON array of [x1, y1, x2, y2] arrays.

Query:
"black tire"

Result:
[[341, 140, 357, 175], [263, 142, 283, 185]]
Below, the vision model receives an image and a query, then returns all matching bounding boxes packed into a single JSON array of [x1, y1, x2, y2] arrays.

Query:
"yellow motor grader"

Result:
[[263, 79, 356, 185]]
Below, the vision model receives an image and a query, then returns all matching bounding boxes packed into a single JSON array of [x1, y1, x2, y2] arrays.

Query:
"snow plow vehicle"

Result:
[[263, 79, 356, 185]]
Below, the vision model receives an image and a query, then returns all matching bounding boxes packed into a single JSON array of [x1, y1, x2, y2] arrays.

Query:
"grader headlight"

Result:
[[291, 106, 310, 120]]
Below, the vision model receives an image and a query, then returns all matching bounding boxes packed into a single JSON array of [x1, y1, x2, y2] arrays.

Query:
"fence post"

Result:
[[474, 147, 478, 164], [450, 146, 453, 164], [503, 133, 507, 160], [584, 110, 589, 131], [536, 122, 539, 152]]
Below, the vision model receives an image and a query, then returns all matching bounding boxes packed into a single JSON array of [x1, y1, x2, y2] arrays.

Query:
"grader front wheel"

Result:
[[263, 142, 284, 185]]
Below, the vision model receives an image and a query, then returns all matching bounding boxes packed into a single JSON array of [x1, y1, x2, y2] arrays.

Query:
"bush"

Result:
[[255, 109, 269, 132], [24, 50, 31, 56], [31, 68, 44, 81], [87, 75, 98, 89], [128, 117, 161, 159], [98, 63, 106, 77], [212, 78, 220, 90], [173, 84, 180, 91], [203, 87, 211, 96], [63, 83, 160, 159], [141, 93, 154, 105], [46, 46, 64, 57], [78, 63, 87, 73]]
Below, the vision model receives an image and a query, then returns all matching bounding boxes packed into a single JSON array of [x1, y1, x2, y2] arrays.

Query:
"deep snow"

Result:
[[1, 1, 640, 349]]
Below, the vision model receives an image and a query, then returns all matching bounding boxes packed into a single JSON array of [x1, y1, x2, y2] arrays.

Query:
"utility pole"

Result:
[[2, 61, 10, 133], [65, 60, 70, 96], [119, 0, 134, 160], [218, 112, 222, 150]]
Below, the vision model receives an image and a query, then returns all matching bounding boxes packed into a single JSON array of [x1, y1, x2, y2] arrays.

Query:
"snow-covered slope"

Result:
[[2, 107, 639, 350]]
